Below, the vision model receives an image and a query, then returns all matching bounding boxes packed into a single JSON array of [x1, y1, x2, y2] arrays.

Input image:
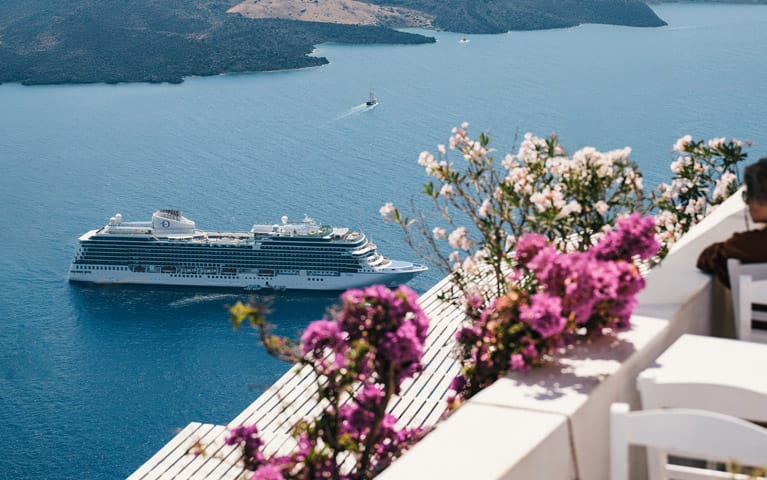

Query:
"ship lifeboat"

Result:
[[258, 269, 275, 277], [132, 265, 146, 273], [161, 266, 177, 273], [222, 267, 237, 275]]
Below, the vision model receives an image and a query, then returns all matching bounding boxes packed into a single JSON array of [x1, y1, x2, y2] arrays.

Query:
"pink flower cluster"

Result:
[[591, 214, 659, 262], [338, 284, 429, 392], [225, 285, 429, 480], [337, 384, 424, 469], [224, 425, 265, 472], [451, 214, 658, 401]]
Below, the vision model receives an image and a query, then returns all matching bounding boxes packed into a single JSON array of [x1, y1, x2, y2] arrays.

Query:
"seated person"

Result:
[[697, 157, 767, 287]]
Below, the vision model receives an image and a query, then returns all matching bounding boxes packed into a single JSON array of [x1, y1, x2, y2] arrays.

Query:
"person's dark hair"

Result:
[[744, 157, 767, 202]]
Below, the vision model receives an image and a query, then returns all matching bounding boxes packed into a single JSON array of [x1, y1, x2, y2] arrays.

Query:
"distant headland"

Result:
[[0, 0, 670, 86]]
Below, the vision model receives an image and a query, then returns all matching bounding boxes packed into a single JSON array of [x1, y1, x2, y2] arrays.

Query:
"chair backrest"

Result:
[[610, 403, 767, 480], [727, 259, 767, 342]]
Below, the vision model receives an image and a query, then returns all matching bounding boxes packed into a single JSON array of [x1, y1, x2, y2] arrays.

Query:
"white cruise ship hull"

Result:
[[68, 264, 421, 291]]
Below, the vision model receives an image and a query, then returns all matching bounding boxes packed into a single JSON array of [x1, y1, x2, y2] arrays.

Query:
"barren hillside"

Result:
[[229, 0, 433, 28]]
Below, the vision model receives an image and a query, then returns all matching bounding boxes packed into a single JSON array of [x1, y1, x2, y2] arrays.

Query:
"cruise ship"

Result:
[[68, 210, 427, 291]]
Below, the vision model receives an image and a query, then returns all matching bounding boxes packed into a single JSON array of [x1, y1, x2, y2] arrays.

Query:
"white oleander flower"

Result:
[[428, 160, 449, 180], [432, 227, 447, 240], [670, 155, 691, 174], [461, 256, 477, 274], [623, 168, 643, 190], [550, 185, 566, 210], [655, 210, 680, 236], [502, 153, 517, 171], [448, 227, 471, 251], [419, 150, 446, 178], [673, 135, 693, 153], [505, 165, 533, 194], [530, 185, 564, 213], [545, 156, 571, 177], [607, 146, 632, 163], [478, 199, 492, 219], [572, 146, 597, 169], [556, 200, 582, 219], [707, 137, 726, 149], [530, 191, 548, 213], [439, 184, 455, 198], [655, 211, 682, 246], [418, 150, 434, 167], [594, 201, 609, 216], [683, 196, 707, 216], [516, 132, 547, 163], [692, 159, 707, 175], [712, 171, 737, 201], [380, 203, 396, 223], [473, 248, 490, 262]]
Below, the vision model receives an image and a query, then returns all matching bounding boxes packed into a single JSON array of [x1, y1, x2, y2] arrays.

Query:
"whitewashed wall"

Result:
[[379, 192, 750, 480]]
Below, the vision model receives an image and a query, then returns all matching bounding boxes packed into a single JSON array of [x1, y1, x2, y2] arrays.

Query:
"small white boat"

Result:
[[365, 90, 378, 107], [459, 37, 470, 43]]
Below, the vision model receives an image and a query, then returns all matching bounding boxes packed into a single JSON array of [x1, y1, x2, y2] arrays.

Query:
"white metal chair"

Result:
[[638, 334, 767, 480], [727, 259, 767, 343], [610, 403, 767, 480]]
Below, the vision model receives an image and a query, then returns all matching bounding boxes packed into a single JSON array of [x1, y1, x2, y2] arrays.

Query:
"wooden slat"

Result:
[[229, 364, 313, 426], [128, 423, 217, 480], [151, 424, 228, 480], [176, 428, 239, 480]]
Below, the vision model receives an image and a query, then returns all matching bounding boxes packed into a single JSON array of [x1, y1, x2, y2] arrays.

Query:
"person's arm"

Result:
[[697, 240, 732, 287], [696, 230, 763, 287]]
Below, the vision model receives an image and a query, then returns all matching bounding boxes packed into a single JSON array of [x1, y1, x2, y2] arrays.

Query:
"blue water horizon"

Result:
[[1, 4, 767, 478]]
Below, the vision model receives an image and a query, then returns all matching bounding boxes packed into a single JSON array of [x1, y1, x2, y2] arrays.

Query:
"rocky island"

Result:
[[0, 0, 666, 85]]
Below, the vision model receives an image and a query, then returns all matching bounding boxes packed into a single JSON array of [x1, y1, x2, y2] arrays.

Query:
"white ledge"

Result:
[[380, 192, 748, 480]]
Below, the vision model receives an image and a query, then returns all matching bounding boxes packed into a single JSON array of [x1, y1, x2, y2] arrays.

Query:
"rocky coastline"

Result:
[[0, 0, 666, 86]]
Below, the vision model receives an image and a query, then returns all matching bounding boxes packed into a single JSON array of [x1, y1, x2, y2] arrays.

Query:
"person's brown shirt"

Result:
[[696, 226, 767, 287]]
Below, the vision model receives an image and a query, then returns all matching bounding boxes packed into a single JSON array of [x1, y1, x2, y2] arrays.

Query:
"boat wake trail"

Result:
[[170, 293, 239, 308], [335, 104, 376, 120]]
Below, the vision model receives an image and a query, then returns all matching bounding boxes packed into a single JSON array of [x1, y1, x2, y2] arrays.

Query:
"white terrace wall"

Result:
[[379, 191, 752, 480]]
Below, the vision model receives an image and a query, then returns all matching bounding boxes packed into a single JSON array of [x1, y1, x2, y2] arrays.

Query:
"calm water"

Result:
[[1, 4, 766, 478]]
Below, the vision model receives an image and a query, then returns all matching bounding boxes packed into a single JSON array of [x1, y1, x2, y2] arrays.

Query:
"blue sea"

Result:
[[1, 4, 766, 478]]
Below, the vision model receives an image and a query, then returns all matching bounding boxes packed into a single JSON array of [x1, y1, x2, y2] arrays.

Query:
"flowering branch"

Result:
[[224, 285, 430, 480], [450, 214, 658, 403], [382, 124, 646, 304], [652, 135, 750, 257], [382, 124, 749, 407]]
